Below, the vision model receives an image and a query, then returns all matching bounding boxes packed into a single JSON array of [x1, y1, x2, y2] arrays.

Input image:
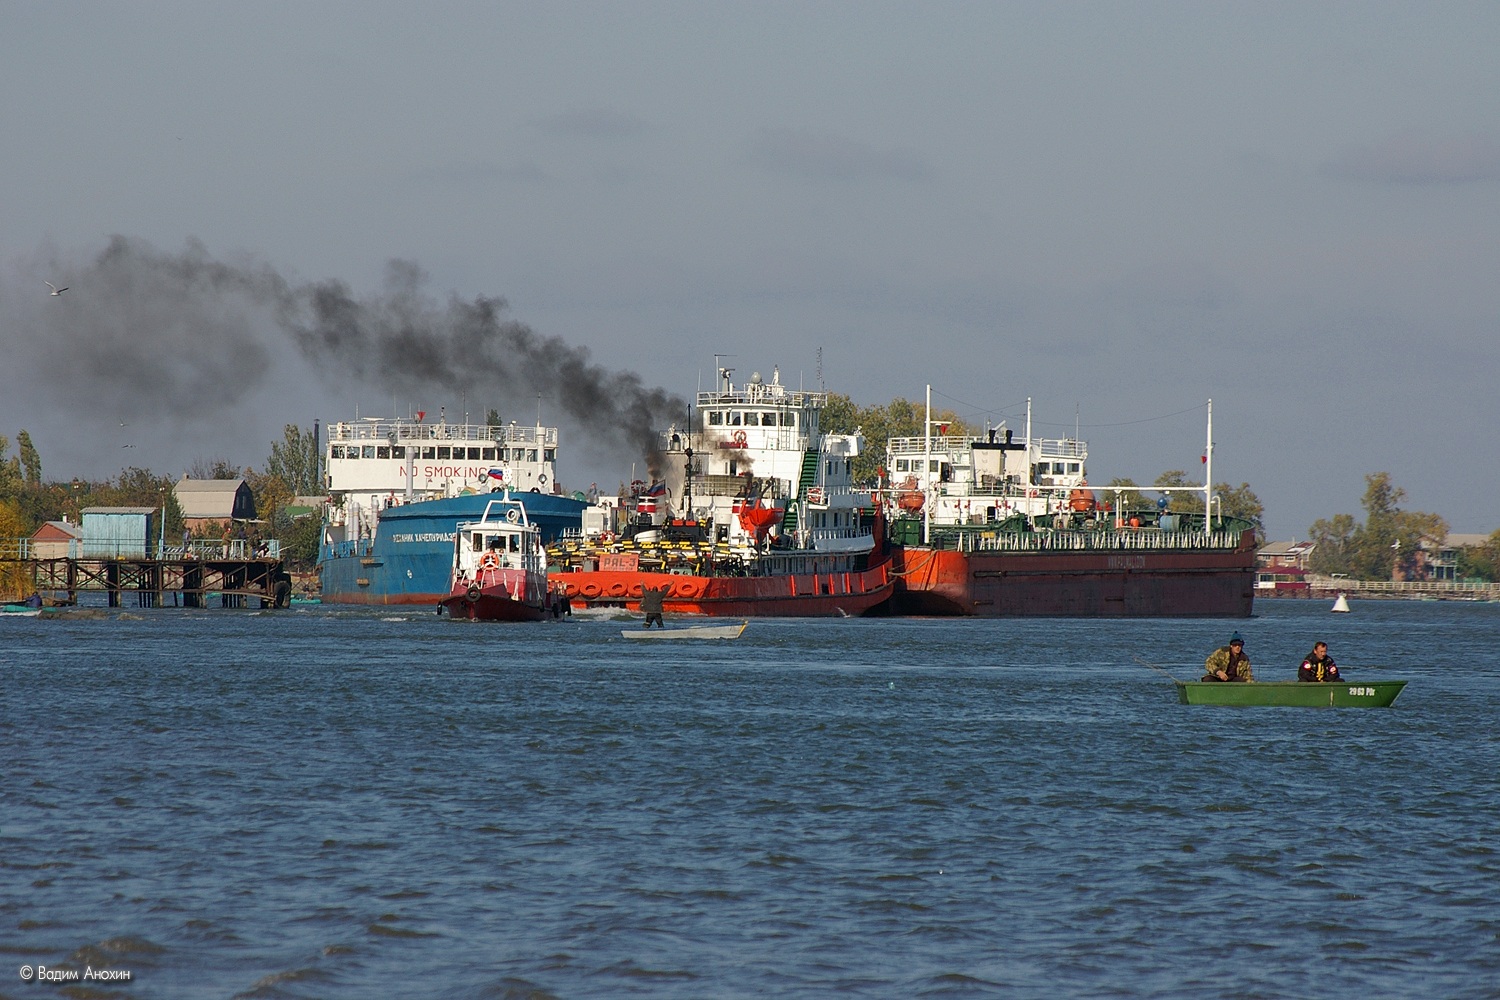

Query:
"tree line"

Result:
[[1307, 472, 1500, 582], [0, 425, 324, 570]]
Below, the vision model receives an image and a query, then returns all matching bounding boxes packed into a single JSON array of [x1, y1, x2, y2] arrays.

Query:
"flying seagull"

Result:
[[46, 281, 68, 296]]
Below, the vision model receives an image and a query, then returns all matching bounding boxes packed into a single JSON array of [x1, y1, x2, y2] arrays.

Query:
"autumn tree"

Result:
[[16, 431, 41, 485], [821, 393, 974, 485], [1308, 513, 1359, 577], [1145, 471, 1262, 532], [266, 424, 321, 496], [1307, 472, 1447, 581], [1455, 530, 1500, 582]]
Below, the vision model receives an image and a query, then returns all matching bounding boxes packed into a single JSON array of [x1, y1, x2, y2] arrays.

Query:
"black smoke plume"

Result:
[[21, 237, 683, 465]]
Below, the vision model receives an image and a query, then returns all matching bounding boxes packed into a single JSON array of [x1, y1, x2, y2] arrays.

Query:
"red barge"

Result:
[[886, 519, 1256, 617], [878, 392, 1255, 617]]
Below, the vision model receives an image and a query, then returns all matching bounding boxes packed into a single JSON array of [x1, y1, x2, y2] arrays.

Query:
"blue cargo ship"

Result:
[[320, 492, 587, 605], [316, 413, 586, 605]]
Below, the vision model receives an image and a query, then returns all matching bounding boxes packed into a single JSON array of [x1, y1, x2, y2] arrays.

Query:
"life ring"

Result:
[[732, 429, 747, 447], [607, 581, 627, 597], [1027, 488, 1038, 498], [582, 582, 602, 598], [465, 583, 480, 602], [505, 508, 520, 523], [480, 551, 501, 571]]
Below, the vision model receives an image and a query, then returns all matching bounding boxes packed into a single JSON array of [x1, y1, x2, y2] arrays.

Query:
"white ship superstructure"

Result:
[[884, 395, 1089, 528], [322, 416, 559, 547], [598, 365, 874, 557]]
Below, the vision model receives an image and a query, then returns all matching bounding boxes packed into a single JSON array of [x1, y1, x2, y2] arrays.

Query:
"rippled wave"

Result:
[[2, 601, 1498, 997]]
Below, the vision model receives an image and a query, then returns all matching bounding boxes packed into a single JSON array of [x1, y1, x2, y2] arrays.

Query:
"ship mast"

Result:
[[1204, 399, 1214, 525], [923, 385, 932, 545]]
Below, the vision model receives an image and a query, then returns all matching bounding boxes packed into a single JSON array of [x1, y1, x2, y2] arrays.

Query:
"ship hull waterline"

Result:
[[886, 544, 1256, 618], [553, 564, 894, 618]]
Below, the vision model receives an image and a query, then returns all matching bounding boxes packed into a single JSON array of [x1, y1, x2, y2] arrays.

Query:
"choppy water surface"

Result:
[[3, 600, 1498, 998]]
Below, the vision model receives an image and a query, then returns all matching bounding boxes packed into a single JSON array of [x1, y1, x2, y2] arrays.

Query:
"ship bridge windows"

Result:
[[377, 446, 391, 459], [392, 446, 406, 459], [481, 447, 496, 460], [544, 448, 555, 462], [894, 458, 909, 472], [728, 411, 742, 426], [707, 411, 722, 426], [420, 446, 436, 459], [362, 445, 377, 459], [744, 413, 760, 426], [437, 447, 452, 460]]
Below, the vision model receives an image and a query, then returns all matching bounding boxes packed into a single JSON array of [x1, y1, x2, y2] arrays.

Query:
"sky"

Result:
[[2, 1, 1497, 540]]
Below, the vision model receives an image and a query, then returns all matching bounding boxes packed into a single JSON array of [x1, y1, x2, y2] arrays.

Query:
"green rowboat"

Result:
[[1176, 680, 1407, 708]]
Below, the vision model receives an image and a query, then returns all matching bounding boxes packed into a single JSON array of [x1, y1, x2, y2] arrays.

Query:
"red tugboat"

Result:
[[440, 497, 570, 621]]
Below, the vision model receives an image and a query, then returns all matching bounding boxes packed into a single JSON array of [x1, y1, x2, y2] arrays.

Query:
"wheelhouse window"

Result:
[[707, 411, 723, 426], [362, 446, 376, 459], [437, 447, 452, 460]]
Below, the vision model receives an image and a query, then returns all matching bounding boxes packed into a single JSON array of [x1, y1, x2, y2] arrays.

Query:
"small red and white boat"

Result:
[[440, 497, 570, 621]]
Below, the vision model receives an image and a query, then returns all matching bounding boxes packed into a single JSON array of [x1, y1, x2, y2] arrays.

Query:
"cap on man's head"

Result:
[[1229, 631, 1244, 645]]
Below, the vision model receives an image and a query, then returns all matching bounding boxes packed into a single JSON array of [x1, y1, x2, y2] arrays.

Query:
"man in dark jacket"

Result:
[[1298, 642, 1342, 682], [1202, 632, 1253, 682], [639, 583, 667, 628]]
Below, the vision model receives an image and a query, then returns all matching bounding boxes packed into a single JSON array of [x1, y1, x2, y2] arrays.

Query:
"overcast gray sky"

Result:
[[3, 1, 1496, 539]]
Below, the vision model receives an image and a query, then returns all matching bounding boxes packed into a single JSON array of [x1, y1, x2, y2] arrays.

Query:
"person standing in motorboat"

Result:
[[1202, 632, 1254, 682], [1298, 641, 1342, 682], [639, 583, 667, 629]]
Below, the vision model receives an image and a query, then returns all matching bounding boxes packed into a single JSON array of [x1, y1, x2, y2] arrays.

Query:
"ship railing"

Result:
[[321, 538, 374, 561], [961, 527, 1247, 553], [886, 435, 1087, 459], [695, 387, 828, 409], [326, 421, 558, 446]]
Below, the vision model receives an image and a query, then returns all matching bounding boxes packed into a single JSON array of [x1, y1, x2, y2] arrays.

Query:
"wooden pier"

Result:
[[19, 556, 294, 609]]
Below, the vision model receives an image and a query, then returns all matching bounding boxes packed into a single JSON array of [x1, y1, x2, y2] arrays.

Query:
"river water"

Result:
[[2, 599, 1497, 999]]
